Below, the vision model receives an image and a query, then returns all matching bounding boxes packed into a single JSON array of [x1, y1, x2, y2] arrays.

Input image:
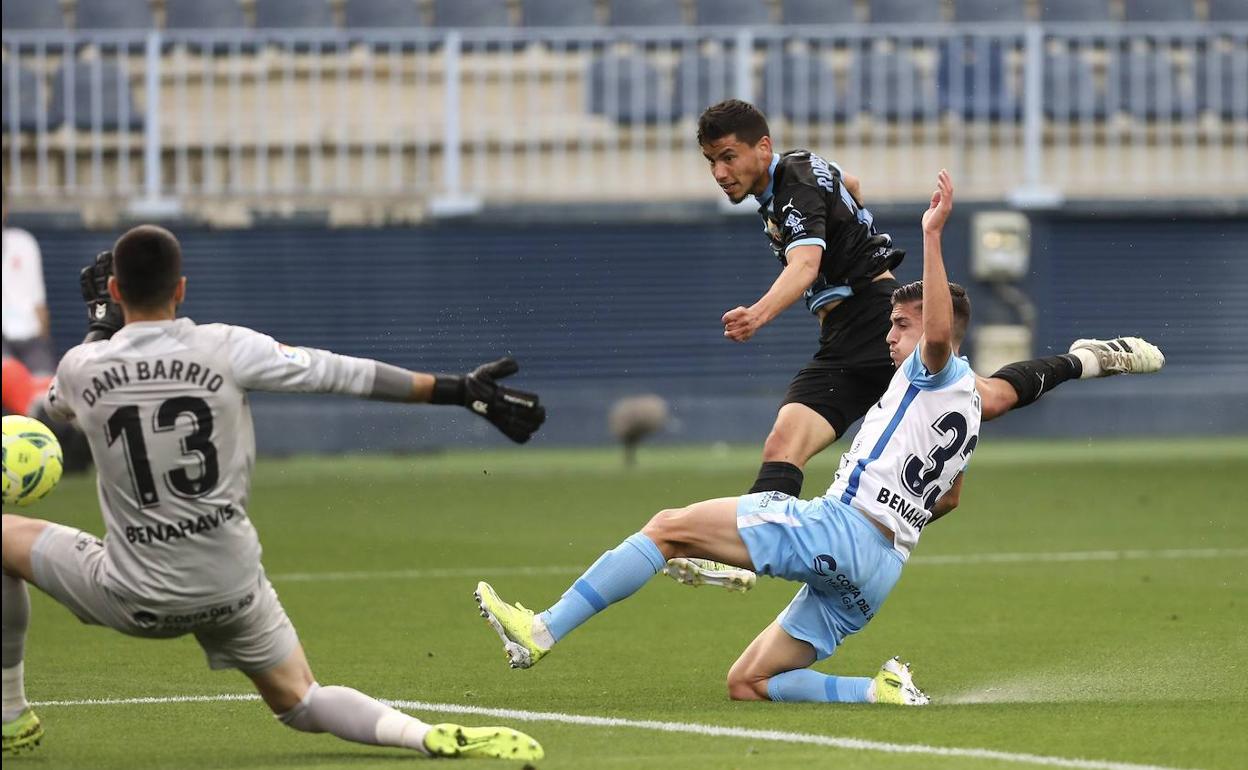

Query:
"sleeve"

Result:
[[224, 325, 377, 396], [901, 346, 971, 392], [43, 352, 78, 422], [772, 176, 827, 259]]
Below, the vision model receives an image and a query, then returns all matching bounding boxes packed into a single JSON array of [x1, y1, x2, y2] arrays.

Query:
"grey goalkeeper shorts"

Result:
[[31, 523, 299, 673]]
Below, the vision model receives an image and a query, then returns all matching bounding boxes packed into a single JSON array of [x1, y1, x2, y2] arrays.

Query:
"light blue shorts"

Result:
[[736, 491, 904, 660]]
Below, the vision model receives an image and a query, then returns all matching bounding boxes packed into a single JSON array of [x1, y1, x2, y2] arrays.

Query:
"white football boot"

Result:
[[1068, 337, 1165, 376], [662, 558, 756, 592]]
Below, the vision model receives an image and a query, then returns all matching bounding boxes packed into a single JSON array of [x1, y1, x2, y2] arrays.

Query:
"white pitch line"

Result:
[[268, 547, 1248, 583], [30, 692, 1189, 770]]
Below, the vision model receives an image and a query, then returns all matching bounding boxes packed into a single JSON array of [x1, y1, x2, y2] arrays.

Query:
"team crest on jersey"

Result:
[[277, 343, 311, 368]]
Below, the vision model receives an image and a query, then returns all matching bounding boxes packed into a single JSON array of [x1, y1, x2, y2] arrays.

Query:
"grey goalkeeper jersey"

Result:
[[46, 318, 377, 606]]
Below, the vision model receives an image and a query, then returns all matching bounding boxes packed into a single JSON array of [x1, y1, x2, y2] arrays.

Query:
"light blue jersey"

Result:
[[826, 346, 981, 558]]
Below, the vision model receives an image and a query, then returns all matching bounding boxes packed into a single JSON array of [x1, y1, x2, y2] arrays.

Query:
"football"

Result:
[[2, 415, 64, 506]]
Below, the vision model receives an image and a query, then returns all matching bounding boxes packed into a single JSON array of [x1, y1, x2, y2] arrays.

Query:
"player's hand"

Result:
[[921, 169, 954, 235], [80, 250, 124, 341], [722, 305, 763, 343], [461, 357, 547, 444]]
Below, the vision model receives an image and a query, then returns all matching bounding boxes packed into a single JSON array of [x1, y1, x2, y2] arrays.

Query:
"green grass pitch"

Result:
[[13, 438, 1248, 769]]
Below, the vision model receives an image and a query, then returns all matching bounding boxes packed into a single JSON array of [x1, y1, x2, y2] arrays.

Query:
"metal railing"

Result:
[[3, 23, 1246, 213]]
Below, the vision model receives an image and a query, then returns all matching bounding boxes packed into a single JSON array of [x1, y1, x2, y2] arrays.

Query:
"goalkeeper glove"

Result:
[[432, 357, 546, 444], [80, 250, 124, 341]]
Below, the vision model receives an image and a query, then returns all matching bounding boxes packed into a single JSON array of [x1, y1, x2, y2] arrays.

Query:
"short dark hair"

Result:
[[112, 224, 183, 310], [697, 99, 770, 147], [891, 281, 972, 344]]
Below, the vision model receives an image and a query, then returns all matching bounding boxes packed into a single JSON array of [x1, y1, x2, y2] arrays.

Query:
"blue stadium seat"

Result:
[[608, 0, 684, 27], [520, 0, 597, 27], [75, 0, 154, 30], [1208, 0, 1248, 21], [166, 0, 247, 30], [953, 0, 1027, 23], [49, 61, 144, 131], [2, 0, 65, 31], [868, 0, 944, 24], [938, 39, 1022, 120], [672, 53, 735, 118], [781, 0, 857, 24], [1116, 50, 1197, 119], [693, 0, 772, 25], [1122, 0, 1195, 22], [587, 54, 670, 124], [1, 62, 52, 133], [254, 0, 336, 29], [344, 0, 422, 29], [760, 51, 847, 122], [854, 49, 939, 119], [1039, 0, 1113, 22], [1043, 53, 1108, 119], [433, 0, 510, 27], [1197, 49, 1248, 118]]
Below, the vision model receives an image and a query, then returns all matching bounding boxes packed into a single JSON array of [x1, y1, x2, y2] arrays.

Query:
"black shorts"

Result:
[[781, 278, 898, 437]]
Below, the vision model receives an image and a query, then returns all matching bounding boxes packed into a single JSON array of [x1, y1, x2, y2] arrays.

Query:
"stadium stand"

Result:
[[1, 62, 49, 133], [1208, 0, 1248, 20], [867, 0, 944, 24], [49, 60, 143, 132], [2, 0, 65, 32], [693, 0, 773, 25], [938, 39, 1023, 121], [761, 50, 845, 122], [1123, 0, 1196, 22], [1039, 0, 1114, 22], [165, 0, 249, 30], [1197, 49, 1248, 118], [587, 53, 668, 124], [1044, 53, 1108, 119], [607, 0, 685, 27], [672, 52, 736, 118], [254, 0, 336, 29], [780, 0, 858, 25], [856, 48, 939, 120], [75, 0, 154, 30], [344, 0, 423, 29], [520, 0, 598, 27], [953, 0, 1028, 22], [1117, 49, 1198, 119], [433, 0, 511, 28]]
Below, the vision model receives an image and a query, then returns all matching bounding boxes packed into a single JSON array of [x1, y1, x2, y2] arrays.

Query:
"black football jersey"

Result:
[[757, 150, 903, 312]]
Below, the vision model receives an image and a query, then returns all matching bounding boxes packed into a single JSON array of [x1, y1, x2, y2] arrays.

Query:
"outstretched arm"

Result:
[[722, 245, 821, 342], [918, 169, 955, 374]]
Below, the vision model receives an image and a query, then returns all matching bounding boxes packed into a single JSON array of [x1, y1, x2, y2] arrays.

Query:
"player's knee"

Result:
[[725, 670, 769, 701], [760, 424, 795, 460], [1, 514, 43, 578], [641, 508, 687, 554]]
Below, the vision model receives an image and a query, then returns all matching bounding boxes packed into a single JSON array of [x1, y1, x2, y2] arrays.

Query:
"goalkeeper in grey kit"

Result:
[[1, 225, 545, 759]]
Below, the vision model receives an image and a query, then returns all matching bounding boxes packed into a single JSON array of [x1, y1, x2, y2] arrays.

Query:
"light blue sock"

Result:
[[766, 669, 873, 703], [540, 533, 666, 642]]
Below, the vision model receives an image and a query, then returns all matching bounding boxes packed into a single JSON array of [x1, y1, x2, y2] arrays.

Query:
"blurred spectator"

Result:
[[2, 196, 54, 375]]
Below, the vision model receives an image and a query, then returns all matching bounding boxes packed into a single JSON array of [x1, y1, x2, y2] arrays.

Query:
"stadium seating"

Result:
[[587, 54, 668, 124], [165, 0, 248, 30], [855, 49, 939, 120], [1039, 0, 1113, 22], [2, 0, 65, 32], [938, 39, 1022, 121], [760, 51, 845, 122], [254, 0, 336, 29], [49, 60, 144, 131], [520, 0, 598, 27], [672, 52, 735, 118], [953, 0, 1028, 23], [868, 0, 944, 24], [1, 62, 50, 133], [433, 0, 511, 28], [344, 0, 423, 29], [1116, 50, 1198, 119], [1197, 49, 1248, 118], [75, 0, 154, 30], [607, 0, 684, 27], [693, 0, 772, 26], [1043, 53, 1108, 119], [1122, 0, 1196, 22], [1207, 0, 1248, 21], [780, 0, 858, 25]]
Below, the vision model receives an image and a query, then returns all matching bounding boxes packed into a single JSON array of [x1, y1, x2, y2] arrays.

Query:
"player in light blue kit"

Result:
[[475, 169, 976, 705]]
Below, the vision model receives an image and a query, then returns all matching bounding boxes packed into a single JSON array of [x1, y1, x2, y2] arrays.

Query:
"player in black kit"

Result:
[[699, 100, 1165, 499]]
